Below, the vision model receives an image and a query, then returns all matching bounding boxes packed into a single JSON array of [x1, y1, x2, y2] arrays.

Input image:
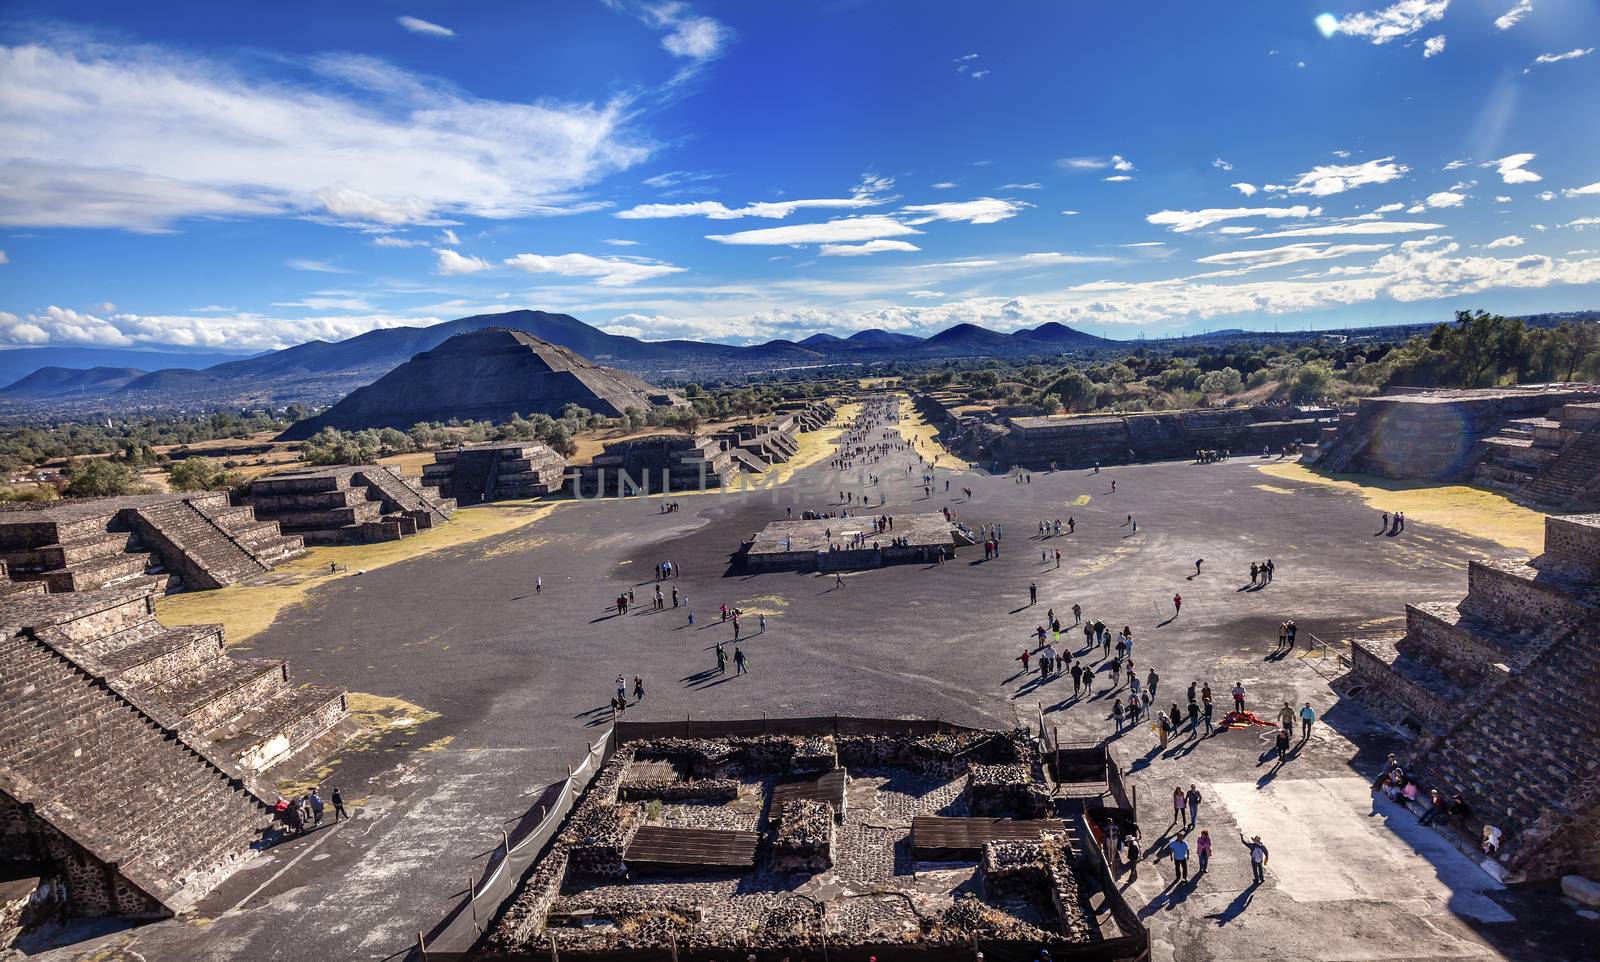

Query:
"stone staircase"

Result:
[[0, 604, 279, 916], [245, 465, 455, 544], [356, 465, 454, 528], [1345, 514, 1600, 878], [1521, 422, 1600, 512], [1308, 410, 1375, 472], [0, 495, 302, 595], [422, 442, 571, 505]]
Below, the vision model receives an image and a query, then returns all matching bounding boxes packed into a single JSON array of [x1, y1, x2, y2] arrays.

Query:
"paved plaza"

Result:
[[24, 407, 1580, 962]]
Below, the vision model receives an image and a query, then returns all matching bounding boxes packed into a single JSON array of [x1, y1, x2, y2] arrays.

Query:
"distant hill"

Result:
[[848, 329, 924, 348], [1016, 322, 1111, 347], [918, 323, 1021, 355], [0, 347, 247, 393], [0, 366, 149, 399]]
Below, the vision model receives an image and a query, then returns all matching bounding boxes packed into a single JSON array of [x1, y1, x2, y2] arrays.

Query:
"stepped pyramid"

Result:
[[0, 588, 348, 916], [1343, 513, 1600, 878], [277, 328, 685, 440], [245, 465, 455, 545], [0, 493, 304, 595]]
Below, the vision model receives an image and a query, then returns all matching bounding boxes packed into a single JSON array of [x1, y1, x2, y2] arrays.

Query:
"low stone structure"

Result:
[[742, 513, 976, 571], [421, 442, 570, 506], [578, 434, 741, 496], [484, 723, 1128, 957], [0, 587, 348, 918], [245, 465, 455, 544], [1306, 383, 1600, 481], [0, 493, 304, 594], [1340, 513, 1600, 879], [1474, 400, 1600, 512], [965, 404, 1334, 469]]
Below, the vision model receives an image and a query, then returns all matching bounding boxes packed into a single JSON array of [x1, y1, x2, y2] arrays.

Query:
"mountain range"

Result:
[[0, 310, 1113, 408]]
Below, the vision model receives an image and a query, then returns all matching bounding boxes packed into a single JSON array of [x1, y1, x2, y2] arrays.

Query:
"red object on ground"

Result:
[[1221, 710, 1278, 730]]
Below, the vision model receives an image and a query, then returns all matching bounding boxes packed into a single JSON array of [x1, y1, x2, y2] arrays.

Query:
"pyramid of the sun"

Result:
[[279, 329, 684, 439]]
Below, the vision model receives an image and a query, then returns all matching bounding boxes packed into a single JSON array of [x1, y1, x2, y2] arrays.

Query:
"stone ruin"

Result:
[[0, 586, 349, 918], [422, 442, 570, 506], [484, 724, 1134, 957], [711, 402, 837, 475], [1341, 513, 1600, 880], [578, 435, 741, 497], [742, 513, 978, 572], [949, 404, 1334, 469], [0, 493, 304, 595], [1307, 384, 1600, 498], [1473, 399, 1600, 512], [244, 464, 454, 544], [277, 328, 686, 440]]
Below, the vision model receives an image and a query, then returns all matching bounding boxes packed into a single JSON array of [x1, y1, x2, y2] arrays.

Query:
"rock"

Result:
[[1562, 875, 1600, 908]]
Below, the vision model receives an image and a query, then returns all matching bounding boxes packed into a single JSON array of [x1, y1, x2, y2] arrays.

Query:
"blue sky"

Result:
[[1, 0, 1598, 354]]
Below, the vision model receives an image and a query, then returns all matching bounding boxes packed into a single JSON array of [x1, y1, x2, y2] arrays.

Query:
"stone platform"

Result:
[[0, 586, 349, 919], [742, 513, 974, 570], [422, 442, 570, 505], [245, 465, 455, 544], [0, 493, 303, 594]]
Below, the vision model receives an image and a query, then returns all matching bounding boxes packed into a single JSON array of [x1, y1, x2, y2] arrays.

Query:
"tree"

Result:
[[65, 458, 138, 498], [1044, 370, 1095, 411], [168, 457, 235, 492]]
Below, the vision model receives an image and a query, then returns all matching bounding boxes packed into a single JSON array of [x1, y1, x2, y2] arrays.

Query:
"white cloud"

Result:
[[970, 70, 990, 79], [1495, 0, 1533, 29], [1567, 218, 1600, 229], [602, 238, 641, 246], [0, 305, 439, 352], [1442, 160, 1468, 170], [1495, 195, 1513, 203], [1333, 150, 1352, 159], [1001, 183, 1043, 189], [1212, 158, 1234, 171], [1426, 190, 1466, 207], [1375, 202, 1405, 213], [396, 15, 454, 38], [373, 235, 427, 248], [1017, 252, 1117, 265], [1407, 204, 1426, 214], [1216, 226, 1259, 235], [435, 248, 492, 274], [642, 170, 718, 189], [1488, 153, 1542, 184], [900, 198, 1029, 225], [1194, 242, 1393, 274], [706, 215, 921, 246], [0, 41, 649, 231], [1284, 157, 1408, 196], [1529, 47, 1593, 68], [1104, 175, 1134, 183], [1333, 0, 1450, 43], [616, 196, 881, 220], [641, 2, 731, 61], [1146, 205, 1319, 233], [0, 250, 8, 264], [1563, 183, 1600, 198], [1060, 210, 1081, 216], [1486, 234, 1525, 248], [1423, 35, 1446, 57], [956, 54, 978, 61], [916, 260, 1000, 270], [906, 290, 946, 299], [1121, 242, 1167, 248], [1538, 191, 1556, 201], [818, 239, 921, 256], [502, 251, 685, 285], [286, 258, 348, 273], [931, 182, 959, 190], [1252, 220, 1445, 238], [1232, 183, 1259, 197], [438, 228, 460, 246], [1056, 155, 1133, 172]]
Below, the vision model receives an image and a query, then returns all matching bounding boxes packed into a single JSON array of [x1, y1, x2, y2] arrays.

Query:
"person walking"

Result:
[[633, 675, 645, 702], [332, 787, 348, 822], [1147, 668, 1160, 699], [1277, 701, 1295, 733], [1196, 830, 1212, 874], [1072, 603, 1082, 625], [1029, 581, 1038, 606], [1157, 710, 1171, 751], [1299, 702, 1315, 740], [1071, 662, 1083, 696], [1168, 835, 1190, 882], [1124, 833, 1142, 882], [1112, 698, 1125, 733], [1171, 786, 1185, 826], [535, 576, 542, 595], [308, 788, 325, 827], [616, 674, 627, 704], [1202, 696, 1214, 736], [733, 646, 748, 674], [1194, 558, 1203, 576], [1172, 593, 1182, 615], [759, 613, 767, 634], [1186, 784, 1202, 829], [835, 571, 846, 588], [1241, 833, 1269, 883], [1232, 681, 1246, 713], [715, 643, 727, 674]]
